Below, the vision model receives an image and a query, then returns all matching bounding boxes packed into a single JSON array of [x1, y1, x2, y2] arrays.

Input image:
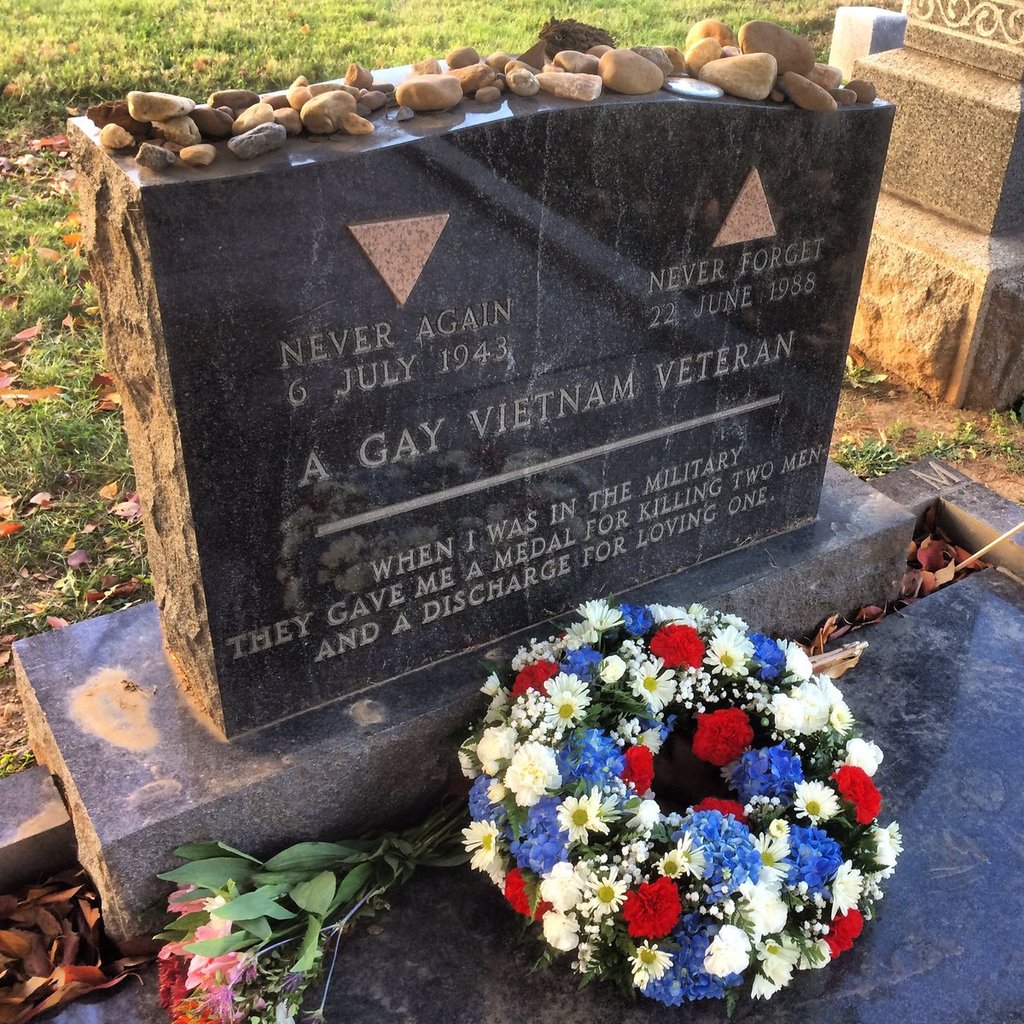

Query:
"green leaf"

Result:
[[236, 916, 272, 940], [172, 840, 261, 863], [291, 914, 322, 974], [263, 842, 370, 873], [160, 910, 209, 934], [290, 871, 336, 917], [183, 931, 255, 957], [252, 871, 318, 887], [158, 857, 256, 890], [210, 886, 296, 922], [333, 861, 373, 907]]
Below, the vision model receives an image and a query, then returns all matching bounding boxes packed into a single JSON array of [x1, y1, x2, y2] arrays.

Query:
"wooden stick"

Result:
[[953, 519, 1024, 572]]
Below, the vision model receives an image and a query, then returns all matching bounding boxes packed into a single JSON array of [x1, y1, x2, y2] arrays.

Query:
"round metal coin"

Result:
[[662, 77, 725, 99]]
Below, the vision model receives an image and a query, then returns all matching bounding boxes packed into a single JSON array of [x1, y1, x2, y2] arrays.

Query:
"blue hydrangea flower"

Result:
[[787, 825, 843, 896], [556, 728, 625, 786], [676, 810, 761, 900], [724, 743, 804, 805], [620, 603, 655, 637], [640, 914, 740, 1004], [559, 645, 602, 681], [468, 774, 507, 826], [750, 632, 786, 681], [509, 796, 568, 874]]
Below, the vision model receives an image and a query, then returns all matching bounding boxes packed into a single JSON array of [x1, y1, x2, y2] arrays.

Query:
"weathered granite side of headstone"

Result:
[[69, 87, 894, 736], [829, 5, 908, 80], [0, 765, 75, 890], [852, 0, 1024, 408], [13, 463, 914, 940]]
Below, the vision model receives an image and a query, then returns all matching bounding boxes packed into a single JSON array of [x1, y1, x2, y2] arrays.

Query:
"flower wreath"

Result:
[[458, 600, 902, 1008]]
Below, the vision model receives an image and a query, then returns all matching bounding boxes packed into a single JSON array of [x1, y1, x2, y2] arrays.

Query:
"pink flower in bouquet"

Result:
[[168, 886, 209, 916], [185, 917, 244, 992]]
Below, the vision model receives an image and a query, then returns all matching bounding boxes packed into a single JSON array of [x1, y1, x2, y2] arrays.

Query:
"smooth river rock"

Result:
[[411, 56, 442, 75], [342, 111, 375, 135], [781, 71, 838, 111], [446, 63, 496, 95], [698, 52, 778, 100], [445, 46, 480, 69], [598, 48, 665, 94], [155, 115, 201, 146], [300, 90, 357, 133], [535, 72, 603, 102], [685, 37, 723, 76], [847, 78, 878, 103], [273, 108, 302, 135], [506, 68, 540, 96], [226, 121, 287, 159], [232, 102, 274, 135], [685, 18, 737, 49], [394, 74, 464, 111], [345, 63, 373, 90], [554, 49, 600, 74], [486, 51, 514, 71], [662, 45, 688, 72], [630, 46, 673, 80], [474, 85, 501, 103], [190, 104, 233, 138], [98, 123, 134, 149], [809, 63, 844, 90], [178, 143, 217, 167], [126, 90, 194, 122], [208, 89, 260, 113], [738, 20, 815, 76], [829, 87, 857, 106]]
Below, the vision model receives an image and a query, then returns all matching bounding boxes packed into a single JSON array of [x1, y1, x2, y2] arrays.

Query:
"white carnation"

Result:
[[542, 910, 580, 951], [844, 737, 884, 777], [782, 640, 813, 680], [600, 654, 627, 683], [505, 741, 561, 807], [704, 924, 751, 977], [476, 725, 517, 776]]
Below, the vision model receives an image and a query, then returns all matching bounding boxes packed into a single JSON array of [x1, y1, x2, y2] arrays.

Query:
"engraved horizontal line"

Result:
[[315, 393, 782, 538]]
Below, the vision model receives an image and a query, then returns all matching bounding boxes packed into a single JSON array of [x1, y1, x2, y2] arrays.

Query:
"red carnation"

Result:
[[157, 955, 189, 1012], [832, 765, 882, 824], [510, 659, 559, 700], [621, 876, 682, 939], [504, 867, 551, 920], [621, 745, 655, 795], [649, 623, 705, 670], [824, 908, 864, 959], [692, 797, 747, 823], [691, 708, 754, 766]]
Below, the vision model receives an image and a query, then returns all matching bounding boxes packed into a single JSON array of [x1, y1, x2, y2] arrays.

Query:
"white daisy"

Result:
[[781, 640, 813, 680], [794, 780, 841, 823], [704, 625, 755, 676], [630, 942, 672, 987], [753, 935, 799, 997], [630, 658, 677, 712], [648, 603, 695, 625], [486, 779, 507, 803], [576, 599, 624, 633], [829, 700, 854, 736], [557, 788, 610, 844], [831, 861, 864, 918], [587, 866, 629, 917], [462, 820, 501, 872], [505, 742, 561, 807], [544, 673, 591, 728], [752, 831, 790, 890], [767, 818, 790, 841], [563, 620, 598, 648], [458, 748, 479, 779], [873, 821, 902, 872], [658, 833, 706, 879]]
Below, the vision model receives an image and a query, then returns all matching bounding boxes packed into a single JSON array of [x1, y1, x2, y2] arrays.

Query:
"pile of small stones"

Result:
[[87, 18, 878, 172]]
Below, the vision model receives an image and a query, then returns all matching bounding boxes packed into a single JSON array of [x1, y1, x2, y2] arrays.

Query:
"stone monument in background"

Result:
[[852, 0, 1024, 409]]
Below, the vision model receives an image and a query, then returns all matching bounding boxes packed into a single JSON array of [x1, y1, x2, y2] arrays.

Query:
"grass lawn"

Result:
[[0, 0, 1020, 767]]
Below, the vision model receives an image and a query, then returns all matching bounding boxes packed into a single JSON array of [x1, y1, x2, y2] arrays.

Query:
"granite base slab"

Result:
[[50, 566, 1024, 1024], [13, 463, 912, 941], [0, 764, 75, 891]]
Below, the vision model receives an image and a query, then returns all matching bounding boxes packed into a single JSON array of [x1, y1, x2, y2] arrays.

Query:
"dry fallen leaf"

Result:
[[11, 326, 40, 343], [0, 523, 23, 537], [97, 482, 118, 500], [44, 617, 69, 630], [0, 386, 62, 408]]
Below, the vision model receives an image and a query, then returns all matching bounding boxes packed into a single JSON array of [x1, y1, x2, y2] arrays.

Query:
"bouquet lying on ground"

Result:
[[458, 599, 902, 1011], [155, 805, 466, 1024]]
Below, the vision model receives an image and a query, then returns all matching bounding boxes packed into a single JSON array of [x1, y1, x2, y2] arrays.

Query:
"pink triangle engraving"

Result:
[[712, 169, 776, 247], [348, 213, 450, 306]]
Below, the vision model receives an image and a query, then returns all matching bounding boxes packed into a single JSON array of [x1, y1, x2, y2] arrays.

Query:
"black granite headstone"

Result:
[[71, 82, 893, 735]]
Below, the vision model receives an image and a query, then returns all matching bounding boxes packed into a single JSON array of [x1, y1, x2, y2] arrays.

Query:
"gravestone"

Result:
[[15, 76, 904, 938], [828, 5, 907, 80], [68, 82, 893, 737], [852, 0, 1024, 408]]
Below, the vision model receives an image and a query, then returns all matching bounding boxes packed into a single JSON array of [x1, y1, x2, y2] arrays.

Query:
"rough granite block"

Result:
[[904, 0, 1024, 80], [829, 5, 907, 80], [0, 765, 75, 891], [13, 463, 912, 941]]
